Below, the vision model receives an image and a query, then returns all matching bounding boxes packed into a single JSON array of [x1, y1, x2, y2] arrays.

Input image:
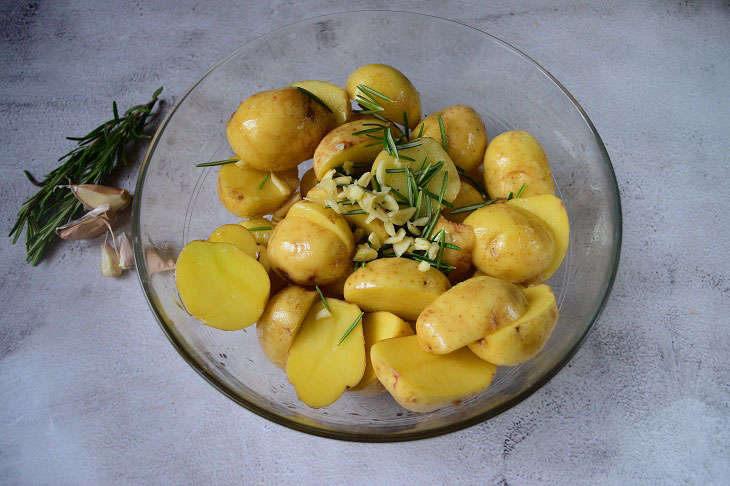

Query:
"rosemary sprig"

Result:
[[196, 157, 239, 168], [295, 86, 332, 113], [9, 87, 163, 265], [247, 226, 272, 231], [315, 285, 330, 313], [357, 84, 393, 103], [338, 311, 365, 346], [258, 173, 269, 190], [437, 114, 447, 151]]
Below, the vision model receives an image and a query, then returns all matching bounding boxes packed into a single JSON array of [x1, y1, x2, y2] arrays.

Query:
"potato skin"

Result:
[[217, 164, 298, 218], [413, 105, 487, 171], [465, 203, 556, 284], [226, 87, 334, 171], [238, 218, 276, 246], [443, 179, 485, 223], [346, 64, 421, 128], [432, 217, 475, 284], [483, 130, 555, 198]]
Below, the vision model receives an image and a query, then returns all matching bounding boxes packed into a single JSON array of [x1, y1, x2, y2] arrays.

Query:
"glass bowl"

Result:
[[132, 11, 621, 442]]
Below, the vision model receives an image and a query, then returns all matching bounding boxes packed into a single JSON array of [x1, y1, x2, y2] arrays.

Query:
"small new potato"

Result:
[[465, 203, 556, 284], [413, 105, 487, 171], [226, 87, 334, 172], [256, 286, 319, 369], [432, 216, 475, 284], [443, 180, 485, 223], [346, 64, 421, 128], [175, 241, 270, 330], [469, 284, 558, 365], [217, 163, 298, 218], [371, 335, 497, 413], [290, 80, 351, 125], [286, 298, 365, 408], [343, 258, 451, 321], [483, 130, 555, 198], [307, 186, 389, 242], [238, 218, 276, 246]]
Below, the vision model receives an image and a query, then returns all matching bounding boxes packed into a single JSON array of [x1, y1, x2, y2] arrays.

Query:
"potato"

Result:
[[268, 201, 354, 286], [208, 224, 259, 257], [343, 258, 450, 321], [320, 264, 353, 298], [483, 130, 555, 198], [271, 192, 302, 223], [256, 286, 318, 368], [371, 335, 497, 413], [507, 194, 569, 285], [286, 298, 365, 407], [413, 105, 487, 172], [443, 179, 486, 223], [238, 218, 276, 246], [469, 284, 558, 365], [372, 137, 461, 205], [349, 312, 413, 396], [416, 276, 528, 354], [313, 120, 401, 180], [299, 167, 319, 199], [217, 163, 298, 218], [465, 203, 556, 284], [346, 64, 421, 128], [306, 186, 389, 242], [175, 241, 269, 330], [290, 80, 351, 126], [226, 87, 334, 172], [432, 216, 475, 284]]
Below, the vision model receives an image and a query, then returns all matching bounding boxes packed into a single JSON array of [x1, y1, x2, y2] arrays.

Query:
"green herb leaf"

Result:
[[437, 114, 447, 151], [258, 173, 270, 190], [295, 86, 333, 113], [448, 199, 496, 214], [357, 84, 394, 103], [402, 112, 410, 139], [315, 285, 331, 313], [515, 183, 527, 198], [246, 226, 272, 231], [416, 123, 425, 138], [338, 311, 365, 346], [343, 209, 366, 215], [196, 157, 239, 168]]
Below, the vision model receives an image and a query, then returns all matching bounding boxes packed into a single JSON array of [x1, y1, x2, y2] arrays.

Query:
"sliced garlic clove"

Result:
[[418, 260, 431, 272], [101, 240, 122, 277], [117, 232, 134, 269], [68, 184, 131, 211]]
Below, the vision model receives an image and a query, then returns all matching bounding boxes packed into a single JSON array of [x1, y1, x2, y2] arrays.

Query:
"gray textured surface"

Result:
[[1, 0, 728, 484]]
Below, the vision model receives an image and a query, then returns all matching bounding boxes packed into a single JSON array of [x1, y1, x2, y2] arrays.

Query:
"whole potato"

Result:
[[432, 216, 475, 284], [217, 163, 298, 218], [345, 64, 421, 128], [483, 130, 555, 198], [443, 179, 485, 223], [465, 203, 556, 284], [226, 87, 334, 172], [413, 105, 487, 172]]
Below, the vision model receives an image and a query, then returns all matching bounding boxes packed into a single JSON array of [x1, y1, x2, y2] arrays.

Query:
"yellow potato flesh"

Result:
[[507, 194, 570, 285], [286, 298, 365, 408], [443, 179, 485, 223], [345, 64, 421, 128], [238, 218, 275, 246], [312, 120, 401, 180], [290, 80, 352, 126], [371, 335, 496, 413], [412, 105, 487, 172], [483, 130, 555, 198], [175, 241, 269, 330], [469, 284, 558, 365], [343, 258, 451, 321], [208, 224, 258, 257], [256, 286, 318, 369], [416, 276, 528, 354], [372, 137, 461, 205], [286, 200, 355, 253], [226, 87, 333, 172], [465, 203, 556, 284], [306, 186, 389, 242], [217, 163, 298, 218], [350, 312, 413, 396]]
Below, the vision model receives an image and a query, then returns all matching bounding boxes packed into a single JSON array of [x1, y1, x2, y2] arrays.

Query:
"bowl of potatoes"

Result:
[[133, 11, 621, 441]]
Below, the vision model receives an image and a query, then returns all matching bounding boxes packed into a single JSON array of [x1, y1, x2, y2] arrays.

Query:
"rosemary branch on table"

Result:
[[8, 87, 164, 265]]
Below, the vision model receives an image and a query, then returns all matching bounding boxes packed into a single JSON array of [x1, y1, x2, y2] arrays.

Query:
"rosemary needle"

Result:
[[294, 86, 332, 113], [338, 311, 364, 346], [437, 114, 447, 151], [315, 285, 330, 312], [196, 157, 238, 168], [257, 173, 269, 190], [246, 226, 272, 231]]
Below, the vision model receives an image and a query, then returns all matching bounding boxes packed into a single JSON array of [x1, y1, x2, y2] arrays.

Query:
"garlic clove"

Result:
[[69, 184, 131, 211], [145, 248, 176, 273], [101, 240, 122, 277], [117, 233, 134, 269], [56, 204, 112, 240]]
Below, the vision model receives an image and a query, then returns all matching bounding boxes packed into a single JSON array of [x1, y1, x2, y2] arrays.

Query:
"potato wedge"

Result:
[[469, 284, 558, 365], [343, 258, 450, 321], [483, 130, 554, 198], [371, 335, 496, 413], [175, 241, 269, 330], [286, 298, 365, 408], [217, 163, 298, 218], [507, 194, 569, 285], [350, 312, 413, 396], [290, 80, 352, 126], [286, 200, 355, 253], [345, 64, 421, 128], [238, 218, 276, 246], [416, 276, 528, 354], [256, 286, 318, 368], [432, 216, 475, 284]]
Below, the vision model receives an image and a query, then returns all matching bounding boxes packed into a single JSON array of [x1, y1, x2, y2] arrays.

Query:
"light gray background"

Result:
[[1, 1, 728, 484]]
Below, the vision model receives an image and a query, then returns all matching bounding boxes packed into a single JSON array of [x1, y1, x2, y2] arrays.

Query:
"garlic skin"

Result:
[[101, 240, 122, 277], [145, 248, 175, 274], [117, 233, 134, 269], [56, 204, 112, 240], [69, 184, 131, 211]]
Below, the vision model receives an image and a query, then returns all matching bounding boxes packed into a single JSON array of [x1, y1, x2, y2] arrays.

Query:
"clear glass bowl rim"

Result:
[[132, 10, 622, 442]]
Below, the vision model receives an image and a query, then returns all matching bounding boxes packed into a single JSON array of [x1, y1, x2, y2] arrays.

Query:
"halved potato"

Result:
[[286, 200, 355, 253], [350, 312, 413, 396], [271, 192, 302, 222], [469, 284, 558, 365], [416, 276, 528, 354], [344, 258, 450, 321], [256, 286, 318, 369], [238, 218, 276, 246], [290, 80, 352, 126], [371, 335, 497, 413], [286, 298, 365, 408], [483, 130, 555, 198], [372, 137, 461, 204], [306, 186, 389, 242], [175, 241, 269, 330], [432, 216, 475, 284], [299, 167, 319, 199], [217, 163, 298, 218], [506, 194, 569, 284]]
